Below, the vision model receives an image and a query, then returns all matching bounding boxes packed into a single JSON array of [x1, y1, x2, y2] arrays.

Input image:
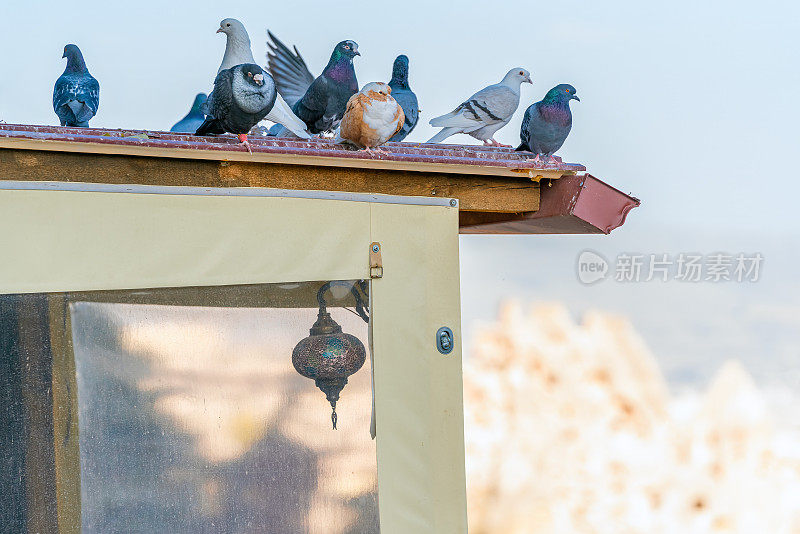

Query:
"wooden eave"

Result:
[[0, 125, 639, 234]]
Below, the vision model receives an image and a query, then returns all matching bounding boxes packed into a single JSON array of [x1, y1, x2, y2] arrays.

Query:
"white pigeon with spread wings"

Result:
[[208, 18, 310, 139], [427, 68, 532, 147]]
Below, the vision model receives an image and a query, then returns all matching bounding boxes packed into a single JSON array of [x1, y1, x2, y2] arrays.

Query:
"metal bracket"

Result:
[[369, 242, 383, 278]]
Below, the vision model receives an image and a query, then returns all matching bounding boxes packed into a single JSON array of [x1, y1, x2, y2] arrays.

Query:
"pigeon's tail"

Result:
[[515, 143, 526, 152], [266, 94, 311, 139], [194, 117, 225, 137], [200, 95, 212, 116], [267, 124, 288, 137], [426, 127, 460, 144]]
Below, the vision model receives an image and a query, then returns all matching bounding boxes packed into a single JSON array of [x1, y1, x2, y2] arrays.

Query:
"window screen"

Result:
[[0, 281, 379, 534]]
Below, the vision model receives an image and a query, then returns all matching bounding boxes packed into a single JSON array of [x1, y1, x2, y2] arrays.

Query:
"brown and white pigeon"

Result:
[[337, 82, 404, 156]]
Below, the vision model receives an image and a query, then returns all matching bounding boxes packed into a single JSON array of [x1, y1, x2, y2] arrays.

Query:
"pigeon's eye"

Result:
[[226, 23, 231, 27], [344, 45, 350, 50], [519, 71, 524, 75]]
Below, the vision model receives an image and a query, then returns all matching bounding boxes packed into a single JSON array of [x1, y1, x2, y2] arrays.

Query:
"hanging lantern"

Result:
[[292, 281, 368, 429]]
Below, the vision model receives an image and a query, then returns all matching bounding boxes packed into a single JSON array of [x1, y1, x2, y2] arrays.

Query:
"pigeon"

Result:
[[53, 44, 99, 127], [195, 64, 277, 153], [267, 32, 360, 135], [387, 55, 419, 142], [426, 68, 532, 146], [517, 84, 579, 163], [337, 82, 405, 156], [170, 93, 208, 133], [207, 19, 310, 139]]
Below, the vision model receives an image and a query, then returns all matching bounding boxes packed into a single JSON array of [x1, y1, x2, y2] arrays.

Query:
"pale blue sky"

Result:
[[0, 1, 797, 233], [0, 2, 798, 390]]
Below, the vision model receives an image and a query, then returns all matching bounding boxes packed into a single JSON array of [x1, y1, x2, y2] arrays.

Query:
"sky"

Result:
[[0, 1, 798, 232], [0, 1, 798, 389]]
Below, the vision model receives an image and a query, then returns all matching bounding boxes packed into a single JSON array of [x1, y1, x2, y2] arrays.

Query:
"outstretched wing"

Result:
[[266, 30, 315, 108]]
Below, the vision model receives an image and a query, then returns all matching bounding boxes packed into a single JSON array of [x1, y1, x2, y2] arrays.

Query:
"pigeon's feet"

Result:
[[361, 146, 389, 158], [546, 155, 559, 165], [484, 138, 512, 148], [531, 154, 542, 164], [237, 133, 253, 154]]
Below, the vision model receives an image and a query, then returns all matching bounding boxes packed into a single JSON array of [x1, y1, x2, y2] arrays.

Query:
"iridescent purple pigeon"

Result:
[[267, 32, 360, 135], [517, 84, 579, 163]]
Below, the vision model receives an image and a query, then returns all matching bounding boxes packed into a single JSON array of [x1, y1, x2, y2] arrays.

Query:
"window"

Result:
[[1, 281, 379, 534]]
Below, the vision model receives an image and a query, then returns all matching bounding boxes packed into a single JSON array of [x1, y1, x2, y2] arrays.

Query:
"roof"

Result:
[[0, 124, 639, 235], [0, 124, 585, 179]]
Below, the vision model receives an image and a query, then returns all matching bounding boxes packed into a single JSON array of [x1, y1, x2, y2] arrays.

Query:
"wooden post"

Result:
[[17, 294, 59, 533], [49, 294, 81, 534], [0, 295, 28, 532], [0, 293, 78, 534]]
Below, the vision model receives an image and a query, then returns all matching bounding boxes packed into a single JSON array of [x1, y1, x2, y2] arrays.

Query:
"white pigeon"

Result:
[[427, 68, 532, 147], [211, 18, 310, 139]]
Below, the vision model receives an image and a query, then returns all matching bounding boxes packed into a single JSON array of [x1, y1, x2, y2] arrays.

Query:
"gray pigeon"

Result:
[[206, 19, 310, 139], [195, 64, 277, 153], [53, 44, 99, 127], [170, 93, 208, 133], [427, 68, 532, 146], [267, 32, 360, 135], [387, 55, 419, 142], [517, 84, 579, 163]]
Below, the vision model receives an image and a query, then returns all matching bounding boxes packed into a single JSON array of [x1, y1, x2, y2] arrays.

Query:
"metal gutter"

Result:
[[459, 174, 640, 235]]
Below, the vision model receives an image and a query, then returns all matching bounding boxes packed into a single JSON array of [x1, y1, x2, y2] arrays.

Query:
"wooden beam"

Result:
[[0, 133, 579, 180], [0, 295, 28, 532], [0, 149, 540, 213], [66, 281, 361, 309], [18, 294, 59, 534], [48, 295, 81, 534]]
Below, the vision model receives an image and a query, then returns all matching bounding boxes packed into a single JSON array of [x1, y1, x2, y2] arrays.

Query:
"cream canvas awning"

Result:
[[0, 182, 467, 534]]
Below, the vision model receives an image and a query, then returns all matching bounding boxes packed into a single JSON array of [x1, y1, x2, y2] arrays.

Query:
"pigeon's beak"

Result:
[[571, 95, 580, 102], [524, 76, 533, 84], [253, 73, 264, 86], [353, 47, 361, 56], [216, 28, 223, 33]]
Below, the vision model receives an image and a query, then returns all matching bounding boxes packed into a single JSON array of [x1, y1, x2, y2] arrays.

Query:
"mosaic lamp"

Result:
[[292, 281, 368, 429]]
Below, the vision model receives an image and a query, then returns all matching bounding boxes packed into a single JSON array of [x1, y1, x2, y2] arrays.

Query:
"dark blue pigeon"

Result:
[[387, 55, 419, 142], [517, 84, 579, 163], [53, 44, 99, 127], [267, 32, 360, 135], [170, 93, 208, 133]]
